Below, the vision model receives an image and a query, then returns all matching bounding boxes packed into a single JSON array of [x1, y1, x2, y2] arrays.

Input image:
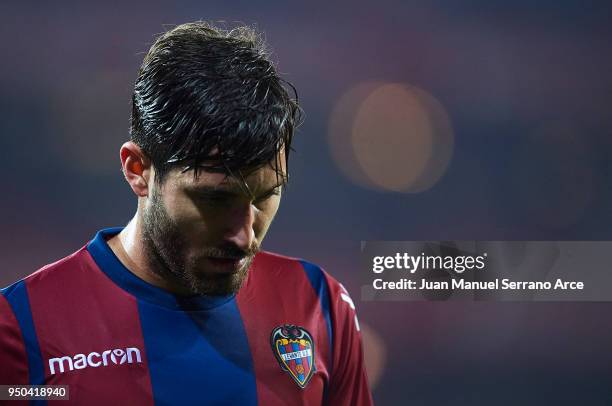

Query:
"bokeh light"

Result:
[[360, 322, 387, 390], [329, 82, 454, 193]]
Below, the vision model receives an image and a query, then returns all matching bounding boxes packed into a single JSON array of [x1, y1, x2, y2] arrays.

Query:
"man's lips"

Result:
[[204, 256, 247, 273]]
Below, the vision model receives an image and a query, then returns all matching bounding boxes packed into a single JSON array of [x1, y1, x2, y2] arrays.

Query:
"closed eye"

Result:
[[190, 190, 239, 205], [253, 187, 282, 204], [186, 184, 282, 206]]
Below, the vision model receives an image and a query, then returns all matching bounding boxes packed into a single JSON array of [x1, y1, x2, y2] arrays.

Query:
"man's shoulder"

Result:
[[253, 250, 304, 268], [251, 250, 343, 291], [1, 245, 91, 298]]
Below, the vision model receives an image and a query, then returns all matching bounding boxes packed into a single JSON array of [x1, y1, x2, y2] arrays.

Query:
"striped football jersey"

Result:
[[0, 228, 372, 405]]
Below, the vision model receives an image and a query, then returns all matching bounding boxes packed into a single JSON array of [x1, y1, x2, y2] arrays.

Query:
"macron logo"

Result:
[[49, 347, 142, 375]]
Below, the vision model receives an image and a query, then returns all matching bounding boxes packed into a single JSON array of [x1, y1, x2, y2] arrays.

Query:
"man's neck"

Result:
[[106, 216, 193, 296]]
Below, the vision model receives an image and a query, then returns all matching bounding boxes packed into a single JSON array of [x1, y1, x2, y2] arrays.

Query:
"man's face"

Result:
[[141, 158, 285, 296]]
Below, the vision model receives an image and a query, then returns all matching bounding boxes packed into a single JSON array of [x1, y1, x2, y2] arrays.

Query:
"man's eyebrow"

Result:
[[185, 182, 285, 197], [256, 182, 285, 196], [184, 184, 241, 196]]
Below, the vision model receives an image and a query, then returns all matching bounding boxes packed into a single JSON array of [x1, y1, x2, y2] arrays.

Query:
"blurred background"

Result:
[[1, 1, 612, 404]]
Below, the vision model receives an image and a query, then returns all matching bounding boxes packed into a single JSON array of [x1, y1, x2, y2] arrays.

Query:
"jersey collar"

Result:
[[87, 227, 236, 311]]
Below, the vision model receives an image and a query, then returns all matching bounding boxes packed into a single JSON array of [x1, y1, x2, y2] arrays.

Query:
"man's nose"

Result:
[[223, 203, 256, 251]]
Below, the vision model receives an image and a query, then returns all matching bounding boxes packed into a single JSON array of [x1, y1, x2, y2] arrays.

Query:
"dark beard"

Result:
[[141, 187, 258, 296]]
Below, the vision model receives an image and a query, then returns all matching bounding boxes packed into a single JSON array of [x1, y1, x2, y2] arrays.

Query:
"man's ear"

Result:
[[119, 142, 152, 197]]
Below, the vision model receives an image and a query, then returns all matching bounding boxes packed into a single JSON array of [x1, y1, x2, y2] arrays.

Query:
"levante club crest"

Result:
[[270, 324, 316, 388]]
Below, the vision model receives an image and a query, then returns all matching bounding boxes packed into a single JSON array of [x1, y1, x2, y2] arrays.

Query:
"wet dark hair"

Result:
[[130, 22, 301, 184]]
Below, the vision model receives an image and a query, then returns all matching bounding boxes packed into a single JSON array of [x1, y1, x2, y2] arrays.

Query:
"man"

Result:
[[0, 22, 372, 405]]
